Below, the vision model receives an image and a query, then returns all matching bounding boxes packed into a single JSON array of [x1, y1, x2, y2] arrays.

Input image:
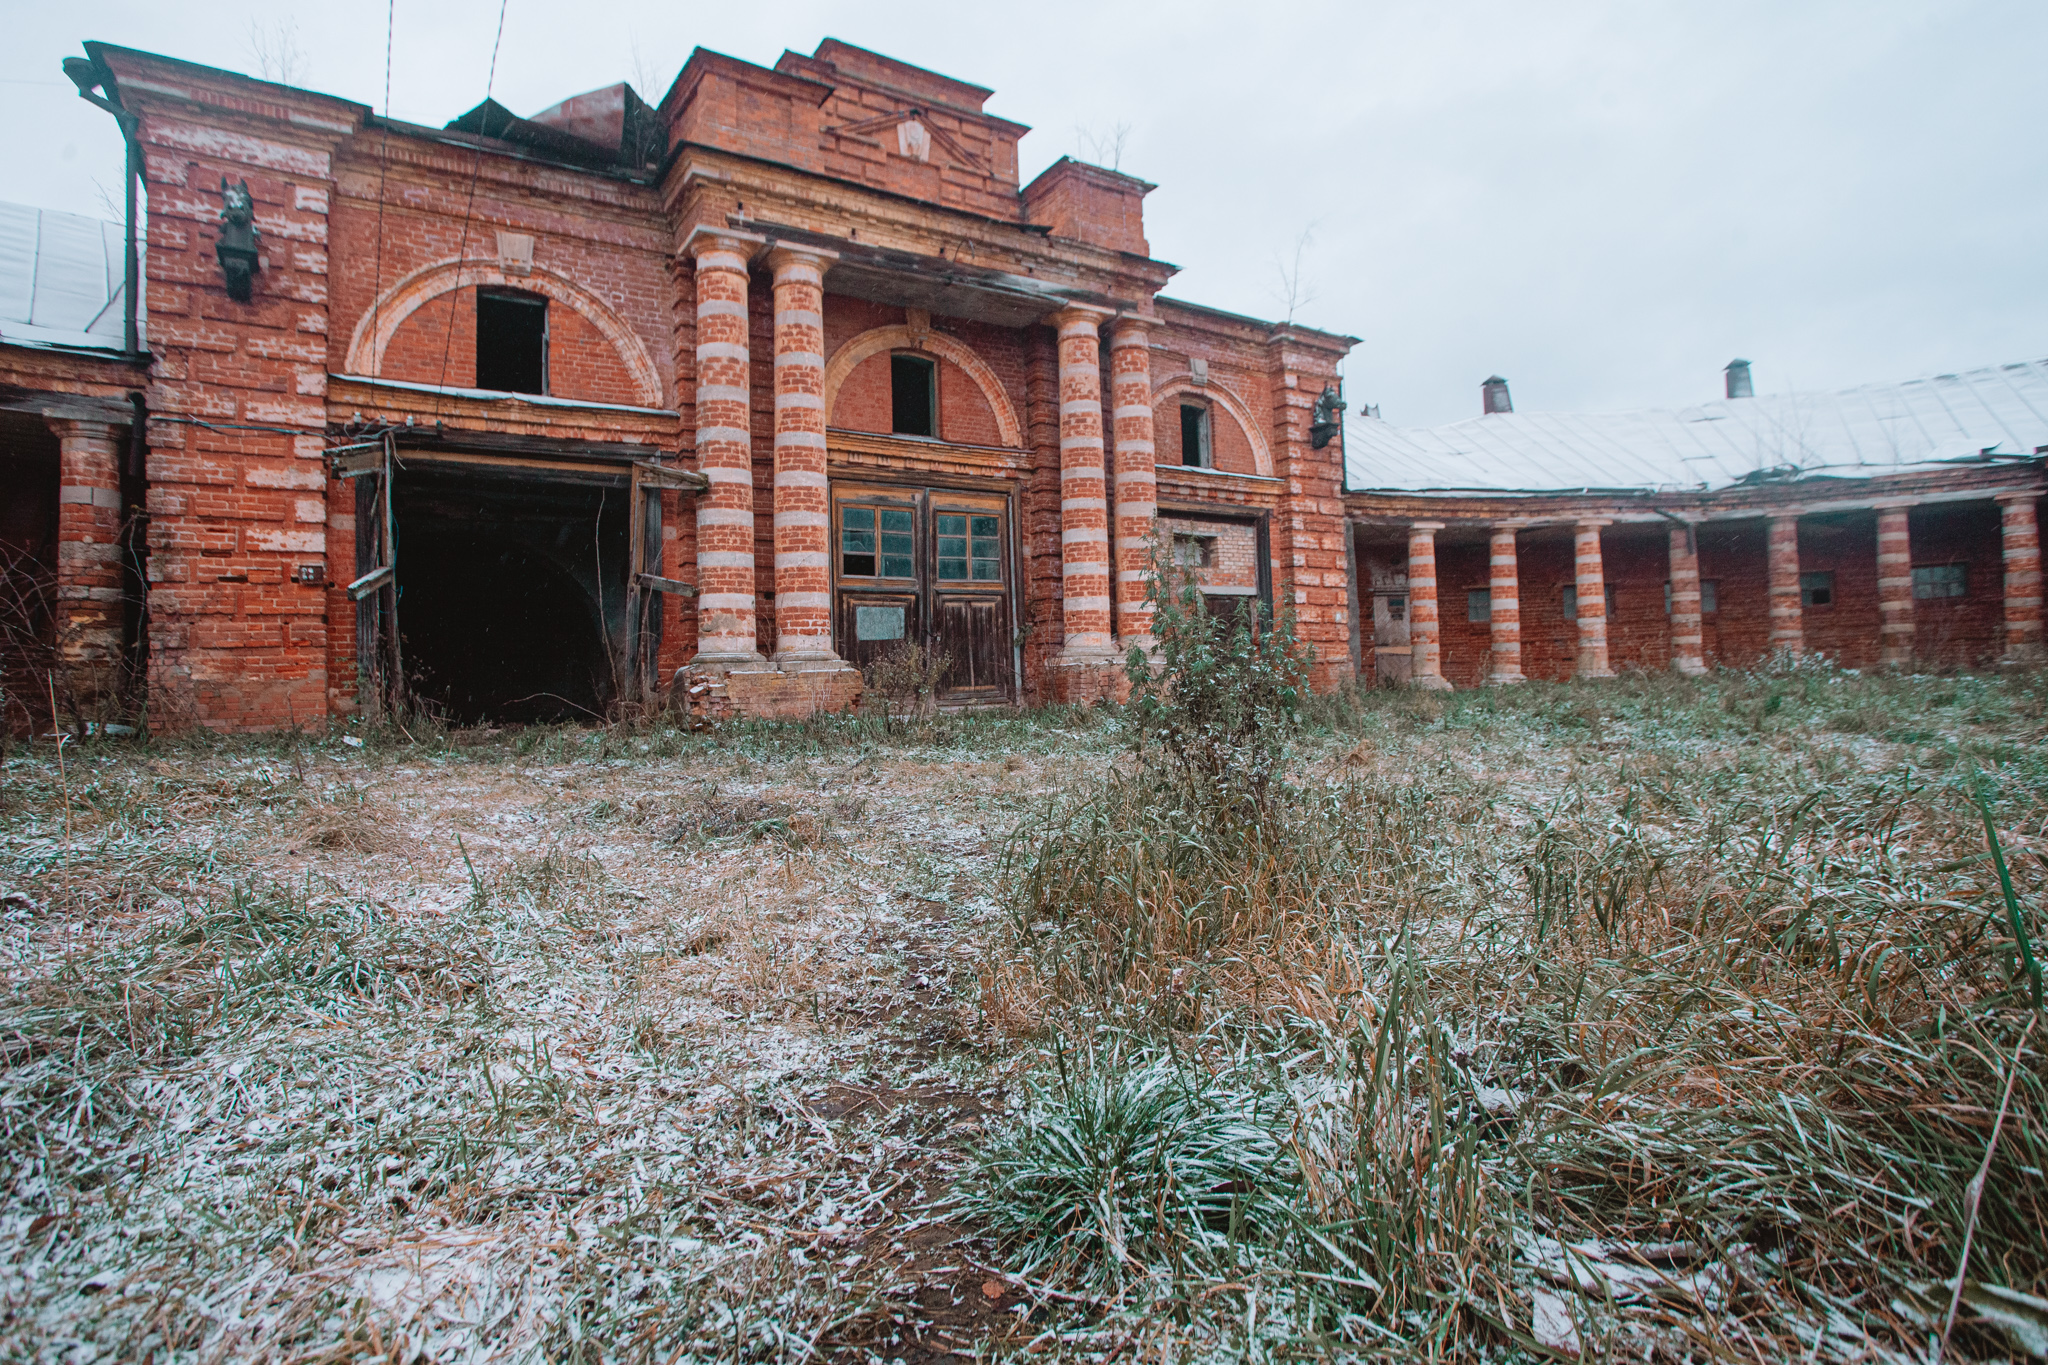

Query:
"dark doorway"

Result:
[[0, 412, 60, 734], [391, 460, 627, 723]]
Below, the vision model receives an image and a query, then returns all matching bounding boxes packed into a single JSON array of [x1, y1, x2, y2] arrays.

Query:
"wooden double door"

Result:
[[832, 482, 1015, 704]]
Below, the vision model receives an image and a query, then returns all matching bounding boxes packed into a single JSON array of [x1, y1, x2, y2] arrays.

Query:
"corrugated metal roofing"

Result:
[[1344, 358, 2048, 495], [0, 200, 135, 352]]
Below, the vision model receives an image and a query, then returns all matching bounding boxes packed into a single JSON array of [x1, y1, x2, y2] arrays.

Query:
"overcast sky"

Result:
[[5, 1, 2043, 427]]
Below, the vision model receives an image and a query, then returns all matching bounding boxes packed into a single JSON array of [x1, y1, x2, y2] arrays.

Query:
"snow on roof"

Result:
[[1345, 358, 2048, 495], [0, 200, 135, 353]]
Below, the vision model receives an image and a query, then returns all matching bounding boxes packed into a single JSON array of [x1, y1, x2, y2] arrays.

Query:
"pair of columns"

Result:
[[1053, 305, 1159, 662], [1401, 493, 2045, 687], [1405, 517, 1631, 688], [1872, 494, 2043, 668], [688, 231, 838, 670], [687, 232, 1162, 674]]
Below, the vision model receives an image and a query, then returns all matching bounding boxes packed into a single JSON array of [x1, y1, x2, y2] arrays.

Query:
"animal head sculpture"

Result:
[[215, 177, 261, 302]]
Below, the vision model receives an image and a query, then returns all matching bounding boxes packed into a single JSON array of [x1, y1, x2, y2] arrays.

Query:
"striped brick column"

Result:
[[767, 245, 839, 665], [1874, 502, 1915, 669], [1574, 519, 1615, 679], [1052, 305, 1115, 660], [687, 230, 765, 667], [51, 419, 125, 708], [1667, 520, 1707, 676], [1487, 523, 1525, 683], [1767, 513, 1804, 657], [1407, 521, 1451, 689], [1109, 316, 1158, 650], [1997, 491, 2043, 664]]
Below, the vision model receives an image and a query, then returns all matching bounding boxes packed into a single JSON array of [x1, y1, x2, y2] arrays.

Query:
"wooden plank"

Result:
[[635, 572, 699, 597], [633, 459, 708, 491], [347, 563, 393, 601]]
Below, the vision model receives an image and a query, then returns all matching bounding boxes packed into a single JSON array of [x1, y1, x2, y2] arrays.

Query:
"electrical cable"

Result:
[[431, 0, 510, 423], [364, 0, 395, 413]]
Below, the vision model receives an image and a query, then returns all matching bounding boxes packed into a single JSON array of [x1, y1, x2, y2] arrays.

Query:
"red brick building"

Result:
[[1344, 365, 2047, 686], [3, 38, 1357, 732]]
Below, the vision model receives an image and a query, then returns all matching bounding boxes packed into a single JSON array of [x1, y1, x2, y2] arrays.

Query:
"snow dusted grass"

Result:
[[3, 669, 2045, 1362], [0, 709, 1118, 1362], [977, 663, 2048, 1362]]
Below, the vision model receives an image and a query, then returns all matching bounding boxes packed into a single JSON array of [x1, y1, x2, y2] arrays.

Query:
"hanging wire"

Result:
[[431, 0, 511, 421], [362, 0, 395, 413]]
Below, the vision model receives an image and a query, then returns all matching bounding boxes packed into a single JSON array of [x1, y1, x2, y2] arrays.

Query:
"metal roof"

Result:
[[1345, 358, 2048, 495], [0, 201, 135, 353]]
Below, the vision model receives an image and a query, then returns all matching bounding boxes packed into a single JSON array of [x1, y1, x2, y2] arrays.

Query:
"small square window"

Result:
[[936, 511, 1004, 582], [1912, 563, 1967, 600], [1800, 571, 1834, 608], [840, 504, 916, 579], [1467, 589, 1491, 623], [1179, 404, 1212, 468], [1386, 595, 1406, 622], [891, 354, 936, 437]]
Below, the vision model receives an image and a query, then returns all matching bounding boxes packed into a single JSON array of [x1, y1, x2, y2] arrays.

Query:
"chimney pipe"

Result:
[[1724, 358, 1753, 399], [1481, 375, 1512, 415]]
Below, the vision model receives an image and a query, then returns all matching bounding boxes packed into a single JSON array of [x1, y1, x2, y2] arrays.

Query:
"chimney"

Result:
[[1724, 358, 1754, 399], [1481, 375, 1513, 414]]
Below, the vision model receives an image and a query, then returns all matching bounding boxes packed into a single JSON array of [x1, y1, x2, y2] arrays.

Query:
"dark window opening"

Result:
[[1468, 589, 1491, 623], [891, 354, 937, 437], [1800, 571, 1835, 608], [1913, 563, 1967, 600], [476, 289, 548, 395], [1180, 403, 1212, 467]]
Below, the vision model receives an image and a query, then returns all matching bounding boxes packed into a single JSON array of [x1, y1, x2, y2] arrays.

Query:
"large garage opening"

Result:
[[389, 459, 629, 725], [0, 412, 60, 735]]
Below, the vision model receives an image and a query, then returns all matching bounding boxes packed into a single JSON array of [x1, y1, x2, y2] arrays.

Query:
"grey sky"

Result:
[[4, 1, 2042, 428]]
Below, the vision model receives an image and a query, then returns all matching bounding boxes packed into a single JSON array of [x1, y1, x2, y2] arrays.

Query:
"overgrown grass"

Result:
[[975, 659, 2048, 1361]]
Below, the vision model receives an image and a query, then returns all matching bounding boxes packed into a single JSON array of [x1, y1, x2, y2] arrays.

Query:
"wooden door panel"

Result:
[[837, 591, 920, 676], [933, 594, 1008, 699]]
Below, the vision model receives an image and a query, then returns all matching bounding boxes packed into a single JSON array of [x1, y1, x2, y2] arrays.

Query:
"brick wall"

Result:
[[1157, 516, 1258, 592], [1908, 503, 2006, 669]]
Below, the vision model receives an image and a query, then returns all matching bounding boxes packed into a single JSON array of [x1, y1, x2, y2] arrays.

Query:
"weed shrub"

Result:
[[979, 644, 2048, 1358]]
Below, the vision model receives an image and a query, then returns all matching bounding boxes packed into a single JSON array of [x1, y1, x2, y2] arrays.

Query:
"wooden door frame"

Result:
[[827, 469, 1023, 703]]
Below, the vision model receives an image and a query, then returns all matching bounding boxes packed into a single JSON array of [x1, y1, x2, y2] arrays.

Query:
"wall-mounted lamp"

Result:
[[216, 177, 260, 302]]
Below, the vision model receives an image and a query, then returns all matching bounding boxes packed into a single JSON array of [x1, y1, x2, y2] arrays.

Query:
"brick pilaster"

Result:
[[1487, 523, 1525, 683], [767, 246, 838, 664], [50, 419, 125, 710], [687, 229, 766, 667], [1875, 502, 1915, 669], [1109, 316, 1157, 649], [1051, 305, 1115, 661], [1407, 521, 1451, 689], [1574, 518, 1615, 679], [1768, 513, 1805, 657], [1997, 491, 2043, 664], [1667, 520, 1707, 675]]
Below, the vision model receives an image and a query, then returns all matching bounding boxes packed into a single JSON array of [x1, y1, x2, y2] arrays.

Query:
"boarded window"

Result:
[[1800, 571, 1835, 608], [1912, 562, 1967, 600], [891, 354, 936, 437], [476, 289, 547, 394], [840, 505, 915, 579], [1180, 404, 1211, 468], [935, 512, 1002, 581], [1172, 533, 1215, 568], [1468, 589, 1491, 623]]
